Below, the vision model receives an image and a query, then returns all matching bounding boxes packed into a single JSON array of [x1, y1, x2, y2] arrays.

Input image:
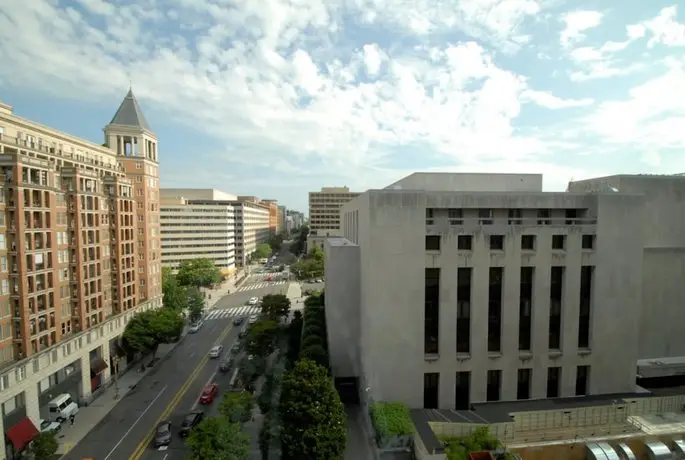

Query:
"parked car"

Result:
[[232, 317, 244, 326], [189, 321, 203, 333], [47, 393, 79, 423], [179, 411, 204, 437], [219, 356, 233, 373], [199, 383, 219, 404], [247, 297, 258, 305], [39, 419, 61, 434], [154, 421, 172, 447], [238, 323, 249, 339], [248, 314, 258, 324], [208, 345, 223, 358]]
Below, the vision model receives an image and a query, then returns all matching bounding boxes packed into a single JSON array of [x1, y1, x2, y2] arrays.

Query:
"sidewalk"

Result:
[[56, 335, 186, 456]]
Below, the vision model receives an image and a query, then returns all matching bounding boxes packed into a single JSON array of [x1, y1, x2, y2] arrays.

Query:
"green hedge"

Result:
[[370, 402, 413, 438]]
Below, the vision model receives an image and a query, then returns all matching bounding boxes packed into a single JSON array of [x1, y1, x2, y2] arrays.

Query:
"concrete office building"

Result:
[[261, 199, 278, 234], [159, 190, 270, 269], [233, 197, 270, 265], [325, 172, 645, 410], [308, 186, 360, 250], [0, 91, 162, 458], [286, 209, 305, 232], [277, 205, 286, 235], [160, 189, 237, 274], [568, 175, 685, 369]]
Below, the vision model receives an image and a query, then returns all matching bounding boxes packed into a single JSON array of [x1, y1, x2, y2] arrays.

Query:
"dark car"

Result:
[[219, 356, 234, 373], [154, 421, 172, 447], [232, 317, 244, 326], [179, 411, 204, 438]]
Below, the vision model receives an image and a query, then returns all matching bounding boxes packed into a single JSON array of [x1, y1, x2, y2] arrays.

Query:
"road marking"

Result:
[[129, 324, 233, 459], [163, 454, 168, 460], [187, 351, 196, 359], [103, 385, 168, 460]]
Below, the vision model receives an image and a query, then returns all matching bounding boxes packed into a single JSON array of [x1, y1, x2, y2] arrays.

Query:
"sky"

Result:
[[0, 1, 684, 212]]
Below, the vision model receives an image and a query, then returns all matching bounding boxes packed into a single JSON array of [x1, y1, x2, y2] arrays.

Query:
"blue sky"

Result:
[[1, 0, 684, 212]]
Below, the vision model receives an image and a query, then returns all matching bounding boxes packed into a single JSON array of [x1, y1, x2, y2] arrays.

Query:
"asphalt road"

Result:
[[212, 283, 289, 311], [63, 316, 241, 460]]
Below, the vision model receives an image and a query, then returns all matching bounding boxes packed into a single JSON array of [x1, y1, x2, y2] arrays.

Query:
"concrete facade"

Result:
[[308, 186, 360, 250], [568, 175, 685, 361], [159, 194, 237, 273], [326, 173, 645, 410]]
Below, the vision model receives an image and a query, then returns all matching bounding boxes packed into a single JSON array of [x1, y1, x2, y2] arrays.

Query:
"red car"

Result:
[[199, 383, 219, 404]]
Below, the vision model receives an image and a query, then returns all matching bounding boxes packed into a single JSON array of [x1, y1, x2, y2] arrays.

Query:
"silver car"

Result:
[[208, 345, 223, 358]]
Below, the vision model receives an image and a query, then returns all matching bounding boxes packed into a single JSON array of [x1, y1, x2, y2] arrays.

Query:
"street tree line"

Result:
[[122, 258, 223, 358], [292, 246, 324, 280], [185, 293, 293, 459]]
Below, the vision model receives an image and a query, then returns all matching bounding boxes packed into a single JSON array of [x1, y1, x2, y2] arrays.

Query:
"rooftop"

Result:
[[108, 89, 152, 132]]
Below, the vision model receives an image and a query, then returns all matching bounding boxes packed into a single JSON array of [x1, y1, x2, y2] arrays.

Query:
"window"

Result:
[[423, 373, 439, 409], [519, 267, 534, 351], [582, 234, 595, 249], [425, 208, 434, 225], [521, 235, 536, 251], [478, 209, 493, 225], [0, 280, 8, 295], [486, 370, 501, 402], [0, 214, 4, 226], [0, 234, 4, 249], [549, 267, 564, 350], [517, 368, 532, 400], [425, 235, 441, 251], [576, 365, 590, 396], [0, 256, 6, 272], [578, 266, 594, 349], [424, 268, 440, 355], [488, 268, 503, 353], [135, 162, 142, 169], [457, 268, 471, 354], [448, 209, 463, 225], [508, 208, 522, 225], [547, 367, 561, 398], [489, 235, 504, 250], [552, 234, 566, 250], [457, 235, 472, 250], [455, 372, 470, 410], [537, 209, 551, 225]]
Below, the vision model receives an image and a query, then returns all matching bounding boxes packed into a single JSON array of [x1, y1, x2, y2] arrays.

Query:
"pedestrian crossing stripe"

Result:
[[235, 281, 287, 292], [204, 305, 261, 320]]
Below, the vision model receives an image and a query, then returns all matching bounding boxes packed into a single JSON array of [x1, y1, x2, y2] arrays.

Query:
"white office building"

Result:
[[324, 172, 685, 411]]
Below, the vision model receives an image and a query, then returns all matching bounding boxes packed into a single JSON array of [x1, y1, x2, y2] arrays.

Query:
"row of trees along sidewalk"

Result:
[[123, 259, 223, 360], [259, 290, 347, 460], [185, 294, 293, 459]]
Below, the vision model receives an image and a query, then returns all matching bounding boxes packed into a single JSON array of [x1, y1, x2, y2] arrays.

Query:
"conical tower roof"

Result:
[[108, 89, 152, 131]]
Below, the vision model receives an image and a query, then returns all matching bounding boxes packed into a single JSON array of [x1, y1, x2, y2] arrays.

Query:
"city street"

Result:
[[62, 302, 245, 460], [211, 282, 289, 312]]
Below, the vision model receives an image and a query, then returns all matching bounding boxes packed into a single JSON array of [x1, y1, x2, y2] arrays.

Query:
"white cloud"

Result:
[[362, 44, 385, 76], [521, 90, 594, 109], [560, 10, 603, 47], [641, 6, 685, 48]]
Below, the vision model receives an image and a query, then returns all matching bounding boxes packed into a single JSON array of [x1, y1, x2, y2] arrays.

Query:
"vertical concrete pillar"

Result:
[[80, 356, 92, 404], [101, 345, 111, 383], [24, 383, 40, 427]]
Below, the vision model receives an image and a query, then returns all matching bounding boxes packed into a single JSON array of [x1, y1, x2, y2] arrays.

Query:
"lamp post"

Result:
[[113, 356, 120, 399]]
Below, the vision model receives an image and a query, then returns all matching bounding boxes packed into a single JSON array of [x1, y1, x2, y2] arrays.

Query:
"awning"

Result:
[[90, 356, 108, 374], [6, 417, 39, 452]]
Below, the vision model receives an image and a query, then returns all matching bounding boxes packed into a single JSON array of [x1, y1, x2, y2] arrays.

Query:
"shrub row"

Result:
[[299, 293, 329, 368]]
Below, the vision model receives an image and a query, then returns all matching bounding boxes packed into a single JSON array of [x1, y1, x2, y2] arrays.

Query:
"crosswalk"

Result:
[[205, 305, 261, 320], [235, 281, 287, 292]]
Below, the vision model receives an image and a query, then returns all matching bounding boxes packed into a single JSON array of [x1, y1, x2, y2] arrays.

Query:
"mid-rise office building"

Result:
[[308, 186, 359, 250], [0, 91, 162, 458], [159, 190, 270, 269], [160, 189, 237, 274], [325, 172, 659, 410], [286, 209, 304, 232], [261, 199, 278, 234], [277, 205, 286, 234]]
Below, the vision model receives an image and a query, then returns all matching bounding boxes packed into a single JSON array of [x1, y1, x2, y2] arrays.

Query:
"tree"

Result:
[[285, 312, 303, 369], [292, 257, 323, 280], [237, 355, 266, 392], [245, 319, 280, 358], [162, 267, 188, 310], [177, 258, 222, 287], [268, 234, 284, 252], [187, 287, 205, 323], [28, 431, 58, 460], [261, 294, 291, 321], [254, 243, 272, 259], [300, 344, 329, 368], [279, 359, 346, 459], [219, 390, 254, 424], [301, 334, 324, 350], [122, 308, 184, 358], [185, 417, 249, 460]]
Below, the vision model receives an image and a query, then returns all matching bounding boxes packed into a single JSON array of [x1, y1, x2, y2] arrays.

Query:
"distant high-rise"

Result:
[[307, 186, 360, 250]]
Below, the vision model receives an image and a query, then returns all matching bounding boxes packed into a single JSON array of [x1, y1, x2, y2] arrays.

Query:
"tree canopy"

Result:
[[187, 287, 205, 323], [219, 390, 254, 424], [260, 294, 291, 321], [176, 258, 222, 287], [29, 431, 58, 460], [279, 359, 347, 459], [185, 417, 249, 460], [254, 243, 272, 260], [244, 319, 280, 358], [293, 247, 324, 280], [162, 267, 188, 310], [122, 308, 184, 357], [268, 234, 284, 252], [291, 226, 309, 255]]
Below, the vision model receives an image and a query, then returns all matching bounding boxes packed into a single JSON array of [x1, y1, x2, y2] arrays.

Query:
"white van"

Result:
[[47, 393, 79, 422]]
